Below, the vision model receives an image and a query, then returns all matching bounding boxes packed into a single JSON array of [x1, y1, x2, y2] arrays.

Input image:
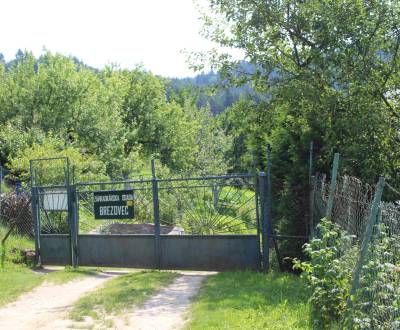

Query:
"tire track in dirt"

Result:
[[0, 272, 117, 330], [110, 273, 209, 330], [69, 272, 212, 330]]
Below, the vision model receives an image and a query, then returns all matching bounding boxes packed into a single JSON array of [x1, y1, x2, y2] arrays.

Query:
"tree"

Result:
[[0, 52, 126, 178], [8, 136, 108, 185], [195, 0, 400, 247]]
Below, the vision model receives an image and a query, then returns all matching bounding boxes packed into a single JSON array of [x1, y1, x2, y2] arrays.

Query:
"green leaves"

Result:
[[346, 225, 400, 329], [8, 136, 108, 185], [193, 0, 400, 257], [294, 219, 357, 328], [0, 51, 231, 180]]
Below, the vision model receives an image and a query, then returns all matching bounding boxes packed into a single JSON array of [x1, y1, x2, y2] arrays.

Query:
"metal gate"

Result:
[[31, 159, 272, 271]]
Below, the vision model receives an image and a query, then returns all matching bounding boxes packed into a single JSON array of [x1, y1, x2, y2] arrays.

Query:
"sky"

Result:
[[0, 0, 222, 77]]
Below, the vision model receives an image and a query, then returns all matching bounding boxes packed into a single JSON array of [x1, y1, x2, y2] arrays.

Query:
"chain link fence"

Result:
[[0, 166, 33, 266], [310, 162, 400, 329]]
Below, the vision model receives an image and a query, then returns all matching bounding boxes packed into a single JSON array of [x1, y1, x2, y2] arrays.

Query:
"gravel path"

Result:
[[111, 273, 208, 330], [0, 271, 210, 330], [0, 273, 116, 330]]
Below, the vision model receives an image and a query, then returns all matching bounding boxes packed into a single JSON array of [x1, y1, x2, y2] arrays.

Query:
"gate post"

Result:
[[151, 160, 161, 270], [259, 172, 269, 271], [31, 186, 41, 266], [255, 176, 261, 271], [68, 184, 78, 268]]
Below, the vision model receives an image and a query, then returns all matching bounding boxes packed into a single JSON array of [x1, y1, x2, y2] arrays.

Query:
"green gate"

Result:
[[31, 159, 272, 271]]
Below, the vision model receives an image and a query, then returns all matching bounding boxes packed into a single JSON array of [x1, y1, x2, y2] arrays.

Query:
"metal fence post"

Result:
[[73, 185, 79, 267], [326, 153, 340, 219], [308, 141, 314, 184], [151, 159, 161, 270], [0, 165, 3, 219], [266, 145, 272, 270], [31, 186, 41, 266], [255, 176, 261, 271], [0, 165, 3, 197], [259, 172, 269, 271], [266, 145, 282, 271], [309, 175, 316, 237], [68, 184, 78, 268], [349, 176, 385, 296], [267, 145, 272, 233], [306, 141, 314, 237]]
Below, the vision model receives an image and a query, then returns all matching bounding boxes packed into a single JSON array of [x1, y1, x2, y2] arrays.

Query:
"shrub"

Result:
[[294, 219, 358, 329], [345, 225, 400, 330], [8, 136, 108, 185]]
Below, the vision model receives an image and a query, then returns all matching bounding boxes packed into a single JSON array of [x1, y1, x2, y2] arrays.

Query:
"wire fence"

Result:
[[310, 163, 400, 329], [0, 166, 33, 266], [76, 180, 154, 235], [72, 175, 258, 236]]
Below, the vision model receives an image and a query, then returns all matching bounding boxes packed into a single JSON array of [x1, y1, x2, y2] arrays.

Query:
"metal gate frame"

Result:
[[31, 162, 273, 271]]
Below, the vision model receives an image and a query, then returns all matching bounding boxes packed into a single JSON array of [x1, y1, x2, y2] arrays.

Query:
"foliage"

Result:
[[193, 0, 400, 253], [186, 271, 311, 329], [0, 265, 42, 307], [345, 226, 400, 330], [0, 225, 33, 266], [0, 51, 231, 182], [293, 219, 357, 329], [0, 123, 45, 165], [168, 66, 267, 115], [156, 183, 256, 234], [8, 136, 108, 185]]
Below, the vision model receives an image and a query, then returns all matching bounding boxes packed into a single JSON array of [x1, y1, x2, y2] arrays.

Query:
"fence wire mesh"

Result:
[[0, 178, 33, 266], [74, 175, 258, 236], [76, 180, 154, 235], [312, 172, 400, 329], [313, 174, 375, 239], [0, 165, 33, 238], [157, 176, 258, 235], [0, 193, 32, 237]]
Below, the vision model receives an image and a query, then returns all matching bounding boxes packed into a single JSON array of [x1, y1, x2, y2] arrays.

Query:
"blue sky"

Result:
[[0, 0, 221, 77]]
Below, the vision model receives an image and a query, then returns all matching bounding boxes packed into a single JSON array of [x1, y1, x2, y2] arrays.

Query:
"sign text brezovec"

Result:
[[93, 189, 134, 219]]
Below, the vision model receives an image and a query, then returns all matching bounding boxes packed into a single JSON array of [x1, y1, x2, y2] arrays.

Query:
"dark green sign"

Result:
[[93, 189, 134, 219]]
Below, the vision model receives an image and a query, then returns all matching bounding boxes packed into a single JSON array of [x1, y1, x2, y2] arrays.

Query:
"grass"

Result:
[[1, 223, 101, 306], [0, 225, 34, 265], [0, 265, 98, 307], [70, 271, 178, 322], [0, 265, 43, 307], [186, 271, 311, 330], [42, 267, 101, 284]]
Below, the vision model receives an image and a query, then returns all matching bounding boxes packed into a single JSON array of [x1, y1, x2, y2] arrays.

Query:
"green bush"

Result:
[[294, 219, 358, 329], [345, 225, 400, 330], [8, 136, 108, 185], [171, 186, 256, 234], [0, 225, 34, 266]]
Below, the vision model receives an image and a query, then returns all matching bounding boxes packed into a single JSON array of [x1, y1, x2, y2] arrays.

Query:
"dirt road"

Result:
[[0, 271, 210, 330], [0, 273, 115, 330]]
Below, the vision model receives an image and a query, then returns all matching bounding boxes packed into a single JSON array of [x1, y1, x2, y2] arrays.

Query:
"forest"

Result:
[[1, 0, 399, 256]]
